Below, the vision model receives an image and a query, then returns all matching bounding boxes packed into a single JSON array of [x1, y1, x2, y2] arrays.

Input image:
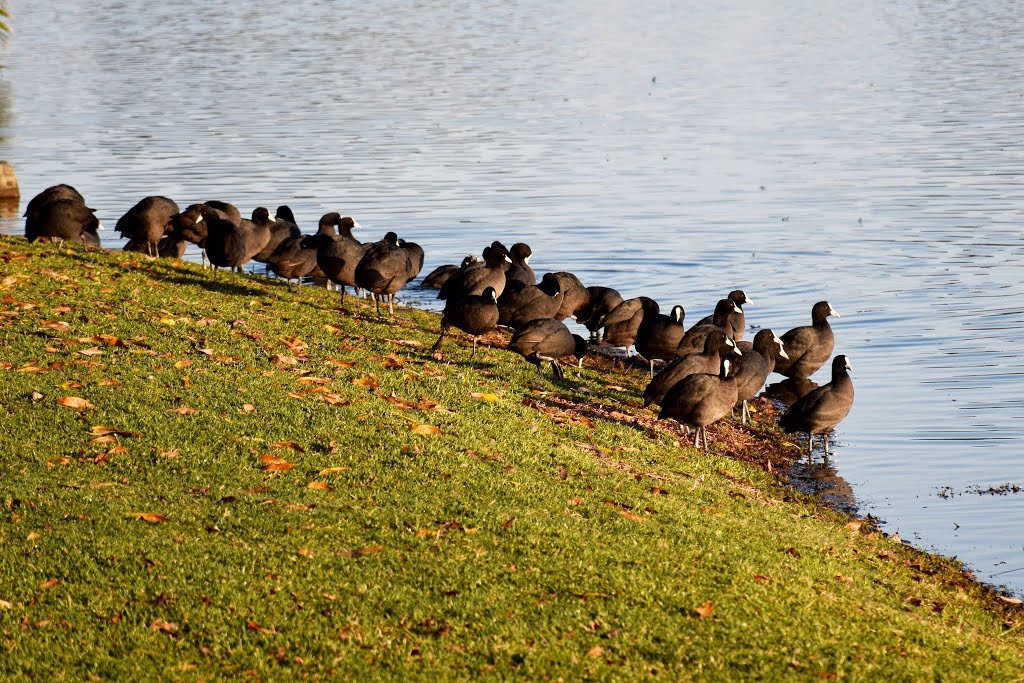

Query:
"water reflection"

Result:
[[764, 378, 819, 405], [0, 197, 18, 219], [788, 456, 858, 516]]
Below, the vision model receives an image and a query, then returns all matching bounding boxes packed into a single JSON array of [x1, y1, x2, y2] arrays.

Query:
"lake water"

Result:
[[3, 0, 1023, 595]]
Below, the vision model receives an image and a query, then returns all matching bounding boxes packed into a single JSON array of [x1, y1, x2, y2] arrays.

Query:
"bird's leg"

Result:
[[824, 432, 831, 456], [808, 434, 814, 456], [693, 427, 701, 449], [552, 360, 564, 381], [339, 286, 345, 307], [431, 325, 446, 354], [649, 359, 655, 379], [389, 294, 395, 315], [742, 400, 749, 425], [375, 295, 381, 316], [471, 336, 478, 358]]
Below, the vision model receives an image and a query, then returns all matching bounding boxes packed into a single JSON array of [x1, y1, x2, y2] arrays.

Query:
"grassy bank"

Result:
[[1, 235, 1022, 680]]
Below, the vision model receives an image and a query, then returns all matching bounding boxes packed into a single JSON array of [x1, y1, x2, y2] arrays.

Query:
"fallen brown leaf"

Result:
[[39, 578, 60, 590], [587, 645, 604, 659], [246, 620, 276, 635], [618, 510, 647, 522], [350, 545, 384, 557], [260, 455, 295, 471], [168, 406, 197, 415], [470, 392, 499, 402], [319, 467, 350, 475], [150, 618, 179, 634], [77, 347, 105, 357], [242, 403, 256, 413], [131, 513, 168, 523], [352, 376, 379, 389], [410, 424, 442, 436], [695, 601, 714, 619], [307, 482, 331, 491], [57, 396, 94, 411]]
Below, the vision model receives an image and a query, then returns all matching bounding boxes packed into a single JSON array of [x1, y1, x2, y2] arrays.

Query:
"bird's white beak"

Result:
[[775, 336, 789, 359]]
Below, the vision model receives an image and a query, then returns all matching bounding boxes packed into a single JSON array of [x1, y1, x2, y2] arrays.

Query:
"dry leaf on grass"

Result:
[[57, 396, 94, 411], [618, 510, 647, 522], [130, 513, 167, 523], [470, 392, 499, 402], [695, 601, 714, 619], [168, 406, 197, 415], [150, 618, 179, 634], [410, 424, 442, 436], [246, 620, 276, 635], [352, 376, 379, 389], [39, 579, 60, 590], [307, 482, 331, 491], [260, 456, 295, 471], [588, 646, 604, 659], [270, 441, 305, 453], [319, 467, 350, 475]]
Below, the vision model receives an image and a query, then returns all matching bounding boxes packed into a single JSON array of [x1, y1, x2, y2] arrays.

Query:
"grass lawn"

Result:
[[1, 235, 1022, 680]]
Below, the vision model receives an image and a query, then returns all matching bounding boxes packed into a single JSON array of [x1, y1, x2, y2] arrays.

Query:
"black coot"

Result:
[[431, 286, 500, 357], [438, 245, 510, 300], [732, 329, 786, 424], [773, 301, 839, 379], [634, 303, 686, 377], [573, 286, 624, 342], [253, 207, 302, 263], [780, 355, 854, 455], [302, 215, 364, 304], [114, 196, 180, 257], [673, 299, 740, 356], [505, 243, 536, 287], [643, 330, 738, 408], [497, 272, 563, 329], [692, 290, 750, 342], [659, 357, 738, 451], [507, 319, 588, 381], [550, 272, 589, 321], [355, 232, 424, 315]]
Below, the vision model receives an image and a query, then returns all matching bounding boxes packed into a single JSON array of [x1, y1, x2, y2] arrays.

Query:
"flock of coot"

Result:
[[22, 183, 854, 455]]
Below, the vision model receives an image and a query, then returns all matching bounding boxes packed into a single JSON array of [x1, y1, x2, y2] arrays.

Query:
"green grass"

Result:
[[1, 235, 1022, 680]]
